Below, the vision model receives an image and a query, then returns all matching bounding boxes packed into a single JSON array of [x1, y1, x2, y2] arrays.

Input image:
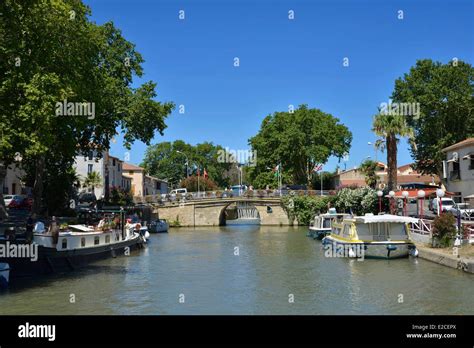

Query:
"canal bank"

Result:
[[415, 243, 474, 274]]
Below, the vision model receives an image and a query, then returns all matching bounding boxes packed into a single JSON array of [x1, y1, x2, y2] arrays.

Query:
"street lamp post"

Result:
[[377, 190, 383, 214], [417, 190, 425, 219], [176, 151, 189, 179], [402, 191, 409, 216], [389, 190, 395, 214], [436, 188, 445, 216]]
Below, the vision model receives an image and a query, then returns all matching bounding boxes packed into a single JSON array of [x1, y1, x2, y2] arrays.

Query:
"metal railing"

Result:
[[410, 219, 433, 237]]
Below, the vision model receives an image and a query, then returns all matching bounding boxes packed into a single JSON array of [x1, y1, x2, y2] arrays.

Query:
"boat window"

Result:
[[342, 225, 351, 238], [389, 223, 408, 240], [115, 233, 120, 241], [62, 238, 67, 249], [94, 236, 100, 245], [356, 224, 372, 240], [105, 235, 110, 243], [372, 223, 389, 241], [333, 227, 341, 235], [323, 218, 332, 228], [81, 237, 85, 247]]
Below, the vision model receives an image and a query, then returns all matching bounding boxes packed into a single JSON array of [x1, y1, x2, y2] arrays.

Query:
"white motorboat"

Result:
[[322, 214, 419, 259]]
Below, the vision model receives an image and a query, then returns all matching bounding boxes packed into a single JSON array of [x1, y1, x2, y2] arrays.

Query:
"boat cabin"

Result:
[[331, 215, 419, 242]]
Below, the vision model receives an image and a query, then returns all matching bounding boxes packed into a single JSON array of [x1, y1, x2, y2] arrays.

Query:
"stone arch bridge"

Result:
[[153, 197, 292, 227]]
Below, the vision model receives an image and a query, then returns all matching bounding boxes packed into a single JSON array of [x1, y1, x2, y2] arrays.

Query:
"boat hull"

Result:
[[0, 235, 145, 279], [308, 228, 331, 240], [322, 236, 414, 259]]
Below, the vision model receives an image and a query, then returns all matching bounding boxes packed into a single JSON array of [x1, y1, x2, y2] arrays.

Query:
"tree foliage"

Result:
[[141, 140, 233, 189], [248, 105, 352, 188], [333, 187, 378, 216], [0, 0, 174, 216], [358, 160, 379, 189], [391, 59, 474, 175], [179, 176, 218, 192]]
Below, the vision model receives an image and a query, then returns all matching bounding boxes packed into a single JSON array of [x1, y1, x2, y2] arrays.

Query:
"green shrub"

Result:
[[333, 187, 378, 216], [282, 195, 331, 225], [432, 213, 457, 247]]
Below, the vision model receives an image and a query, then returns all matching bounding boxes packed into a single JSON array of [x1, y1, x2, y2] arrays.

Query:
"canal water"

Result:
[[0, 225, 473, 315]]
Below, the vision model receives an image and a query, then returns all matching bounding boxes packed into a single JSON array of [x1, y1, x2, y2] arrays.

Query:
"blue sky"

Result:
[[85, 0, 474, 171]]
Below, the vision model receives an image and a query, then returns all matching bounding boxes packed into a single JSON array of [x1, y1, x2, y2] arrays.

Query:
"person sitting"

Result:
[[48, 216, 59, 245]]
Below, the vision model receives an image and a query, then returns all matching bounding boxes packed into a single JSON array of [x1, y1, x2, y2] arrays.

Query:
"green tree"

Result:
[[372, 114, 413, 191], [391, 59, 474, 175], [179, 176, 218, 192], [141, 140, 233, 188], [0, 0, 174, 217], [248, 105, 352, 188], [358, 160, 379, 189]]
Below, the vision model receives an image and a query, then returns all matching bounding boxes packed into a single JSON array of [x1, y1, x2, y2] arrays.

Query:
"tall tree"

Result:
[[391, 59, 474, 175], [0, 0, 174, 217], [372, 114, 413, 191], [248, 105, 352, 188], [358, 159, 379, 189]]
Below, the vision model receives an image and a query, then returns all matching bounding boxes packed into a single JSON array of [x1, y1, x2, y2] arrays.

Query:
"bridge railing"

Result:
[[136, 189, 331, 204]]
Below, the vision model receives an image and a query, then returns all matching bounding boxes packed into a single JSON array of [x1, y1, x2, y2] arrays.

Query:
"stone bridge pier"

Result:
[[153, 198, 292, 227]]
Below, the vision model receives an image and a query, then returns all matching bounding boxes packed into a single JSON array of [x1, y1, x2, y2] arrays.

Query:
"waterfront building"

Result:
[[2, 164, 30, 195], [442, 138, 474, 203], [122, 163, 168, 199], [74, 150, 131, 198], [333, 162, 438, 189]]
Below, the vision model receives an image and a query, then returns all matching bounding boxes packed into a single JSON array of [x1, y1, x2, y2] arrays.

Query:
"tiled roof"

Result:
[[442, 138, 474, 152], [123, 162, 144, 171]]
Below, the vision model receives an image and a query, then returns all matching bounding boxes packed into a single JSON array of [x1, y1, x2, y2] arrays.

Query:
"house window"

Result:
[[118, 163, 121, 172], [155, 181, 161, 190], [88, 164, 93, 174], [450, 161, 461, 180], [105, 235, 110, 243], [62, 238, 68, 249], [94, 236, 100, 245], [81, 237, 86, 247], [469, 154, 474, 170], [113, 159, 116, 166]]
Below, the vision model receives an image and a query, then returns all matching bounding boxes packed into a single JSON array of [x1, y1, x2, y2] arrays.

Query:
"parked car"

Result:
[[76, 192, 97, 211], [8, 196, 32, 210], [169, 188, 187, 195], [430, 197, 456, 213], [3, 195, 21, 207], [231, 185, 247, 196]]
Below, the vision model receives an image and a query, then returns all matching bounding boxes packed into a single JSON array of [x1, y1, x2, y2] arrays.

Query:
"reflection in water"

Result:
[[0, 225, 473, 315]]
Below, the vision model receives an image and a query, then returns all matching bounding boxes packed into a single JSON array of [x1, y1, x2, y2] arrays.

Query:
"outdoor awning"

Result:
[[353, 214, 419, 224]]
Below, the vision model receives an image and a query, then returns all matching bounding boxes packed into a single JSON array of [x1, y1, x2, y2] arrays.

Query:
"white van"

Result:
[[169, 188, 187, 195], [431, 197, 456, 213]]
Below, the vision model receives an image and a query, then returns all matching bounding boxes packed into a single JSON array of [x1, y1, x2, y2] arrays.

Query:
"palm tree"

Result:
[[83, 171, 103, 196], [359, 159, 379, 189], [372, 114, 413, 191]]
